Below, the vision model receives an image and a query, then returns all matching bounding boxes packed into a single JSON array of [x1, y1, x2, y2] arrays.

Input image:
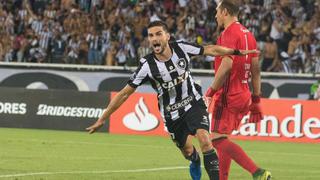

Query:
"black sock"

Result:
[[203, 149, 219, 180], [186, 146, 200, 163]]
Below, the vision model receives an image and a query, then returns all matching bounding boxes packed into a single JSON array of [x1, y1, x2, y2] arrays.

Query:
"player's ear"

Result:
[[222, 8, 228, 17], [166, 32, 170, 41]]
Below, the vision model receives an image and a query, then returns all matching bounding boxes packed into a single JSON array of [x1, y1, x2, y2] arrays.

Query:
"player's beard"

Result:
[[153, 42, 166, 55]]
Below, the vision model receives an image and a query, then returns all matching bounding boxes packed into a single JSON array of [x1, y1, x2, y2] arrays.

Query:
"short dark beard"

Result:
[[153, 43, 166, 55]]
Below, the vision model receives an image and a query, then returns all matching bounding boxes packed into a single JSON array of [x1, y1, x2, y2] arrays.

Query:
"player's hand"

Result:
[[205, 87, 217, 98], [239, 49, 260, 56], [204, 87, 217, 109], [248, 95, 263, 123], [204, 96, 212, 108], [86, 119, 105, 134]]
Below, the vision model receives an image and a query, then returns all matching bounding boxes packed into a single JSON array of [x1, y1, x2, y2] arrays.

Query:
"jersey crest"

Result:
[[177, 58, 186, 69]]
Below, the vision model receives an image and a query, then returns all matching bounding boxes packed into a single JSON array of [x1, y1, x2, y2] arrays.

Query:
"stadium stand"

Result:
[[0, 0, 319, 73]]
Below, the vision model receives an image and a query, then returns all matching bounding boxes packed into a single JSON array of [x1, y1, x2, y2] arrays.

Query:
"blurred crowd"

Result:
[[0, 0, 319, 73]]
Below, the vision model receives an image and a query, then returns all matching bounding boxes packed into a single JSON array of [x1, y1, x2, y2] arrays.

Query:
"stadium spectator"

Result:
[[261, 36, 279, 72], [66, 34, 80, 64], [51, 34, 66, 63], [0, 38, 3, 61]]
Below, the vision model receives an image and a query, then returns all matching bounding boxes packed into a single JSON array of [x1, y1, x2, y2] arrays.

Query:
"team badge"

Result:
[[177, 58, 186, 69]]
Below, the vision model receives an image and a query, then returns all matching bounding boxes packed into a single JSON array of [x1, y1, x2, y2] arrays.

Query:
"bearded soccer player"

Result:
[[86, 21, 257, 180], [205, 1, 272, 180]]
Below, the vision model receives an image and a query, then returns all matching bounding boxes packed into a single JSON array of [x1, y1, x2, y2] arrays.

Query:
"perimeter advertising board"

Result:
[[109, 92, 320, 143], [0, 88, 110, 131]]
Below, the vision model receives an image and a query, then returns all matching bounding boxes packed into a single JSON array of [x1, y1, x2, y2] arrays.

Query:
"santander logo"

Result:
[[122, 97, 159, 131], [230, 103, 320, 139]]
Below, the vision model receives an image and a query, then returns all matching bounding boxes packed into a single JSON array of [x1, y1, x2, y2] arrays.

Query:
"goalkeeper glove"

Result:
[[205, 87, 217, 97], [248, 95, 263, 123], [204, 87, 217, 108]]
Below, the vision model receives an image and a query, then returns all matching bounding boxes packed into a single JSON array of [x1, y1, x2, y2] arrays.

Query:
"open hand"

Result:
[[248, 102, 263, 123], [248, 95, 263, 123], [86, 119, 105, 134]]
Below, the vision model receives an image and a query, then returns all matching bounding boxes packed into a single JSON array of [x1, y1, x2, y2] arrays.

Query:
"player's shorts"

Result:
[[210, 97, 251, 134], [166, 99, 209, 149]]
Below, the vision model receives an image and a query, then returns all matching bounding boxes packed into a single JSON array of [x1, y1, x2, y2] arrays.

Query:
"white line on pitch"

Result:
[[0, 166, 188, 178]]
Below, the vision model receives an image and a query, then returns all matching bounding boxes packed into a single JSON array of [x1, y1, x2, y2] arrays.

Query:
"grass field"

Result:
[[0, 128, 319, 180]]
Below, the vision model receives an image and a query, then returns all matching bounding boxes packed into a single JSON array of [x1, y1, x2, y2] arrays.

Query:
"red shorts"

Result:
[[210, 97, 251, 134]]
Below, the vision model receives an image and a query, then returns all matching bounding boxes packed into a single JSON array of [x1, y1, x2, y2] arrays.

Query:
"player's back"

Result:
[[215, 22, 258, 108]]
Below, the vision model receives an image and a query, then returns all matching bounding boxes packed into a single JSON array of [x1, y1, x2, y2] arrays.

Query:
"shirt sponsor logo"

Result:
[[166, 95, 193, 112], [122, 97, 159, 131], [36, 104, 103, 118], [160, 72, 189, 90]]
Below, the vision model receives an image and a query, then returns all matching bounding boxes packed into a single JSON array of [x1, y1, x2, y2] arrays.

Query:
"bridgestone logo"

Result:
[[37, 104, 103, 118]]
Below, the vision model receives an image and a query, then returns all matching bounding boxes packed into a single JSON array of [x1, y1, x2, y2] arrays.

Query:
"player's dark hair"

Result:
[[219, 0, 240, 16], [147, 21, 169, 32]]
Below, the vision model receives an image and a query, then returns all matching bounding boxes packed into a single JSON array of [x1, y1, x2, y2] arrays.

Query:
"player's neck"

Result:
[[155, 45, 172, 62], [223, 17, 238, 29]]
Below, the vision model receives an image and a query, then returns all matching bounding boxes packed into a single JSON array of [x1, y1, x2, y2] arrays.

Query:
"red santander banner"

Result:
[[109, 92, 166, 136], [231, 99, 320, 143], [109, 92, 320, 143]]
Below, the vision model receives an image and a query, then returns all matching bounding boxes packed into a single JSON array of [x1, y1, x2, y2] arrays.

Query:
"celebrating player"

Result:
[[205, 0, 272, 180], [87, 20, 257, 180]]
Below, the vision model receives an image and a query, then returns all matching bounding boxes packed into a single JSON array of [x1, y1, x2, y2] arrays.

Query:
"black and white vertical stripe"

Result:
[[86, 34, 100, 50], [18, 10, 27, 19], [31, 20, 43, 34], [39, 31, 52, 50], [128, 41, 204, 122]]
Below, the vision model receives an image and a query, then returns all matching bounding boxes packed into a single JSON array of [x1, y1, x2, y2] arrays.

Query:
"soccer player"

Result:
[[86, 20, 257, 180], [204, 1, 272, 180]]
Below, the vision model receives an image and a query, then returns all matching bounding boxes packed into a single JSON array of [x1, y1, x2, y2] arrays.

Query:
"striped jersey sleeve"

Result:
[[127, 58, 149, 88], [177, 41, 204, 56]]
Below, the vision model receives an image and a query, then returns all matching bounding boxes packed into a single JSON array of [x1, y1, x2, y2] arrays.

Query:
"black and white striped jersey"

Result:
[[128, 41, 204, 123]]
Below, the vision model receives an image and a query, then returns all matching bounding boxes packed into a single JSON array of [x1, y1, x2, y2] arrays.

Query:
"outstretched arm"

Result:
[[86, 85, 136, 133], [203, 45, 258, 56]]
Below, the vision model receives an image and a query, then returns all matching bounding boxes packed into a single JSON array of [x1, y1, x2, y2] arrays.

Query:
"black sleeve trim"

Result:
[[199, 46, 204, 55], [127, 81, 139, 88]]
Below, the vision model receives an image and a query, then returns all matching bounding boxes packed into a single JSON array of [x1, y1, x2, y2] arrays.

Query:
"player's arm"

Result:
[[251, 57, 261, 95], [86, 57, 149, 133], [203, 45, 258, 56], [209, 56, 233, 91], [86, 85, 136, 134], [247, 56, 264, 123], [204, 56, 232, 106]]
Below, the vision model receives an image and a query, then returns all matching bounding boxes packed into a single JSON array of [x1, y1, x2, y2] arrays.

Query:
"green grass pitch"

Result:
[[0, 128, 319, 180]]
